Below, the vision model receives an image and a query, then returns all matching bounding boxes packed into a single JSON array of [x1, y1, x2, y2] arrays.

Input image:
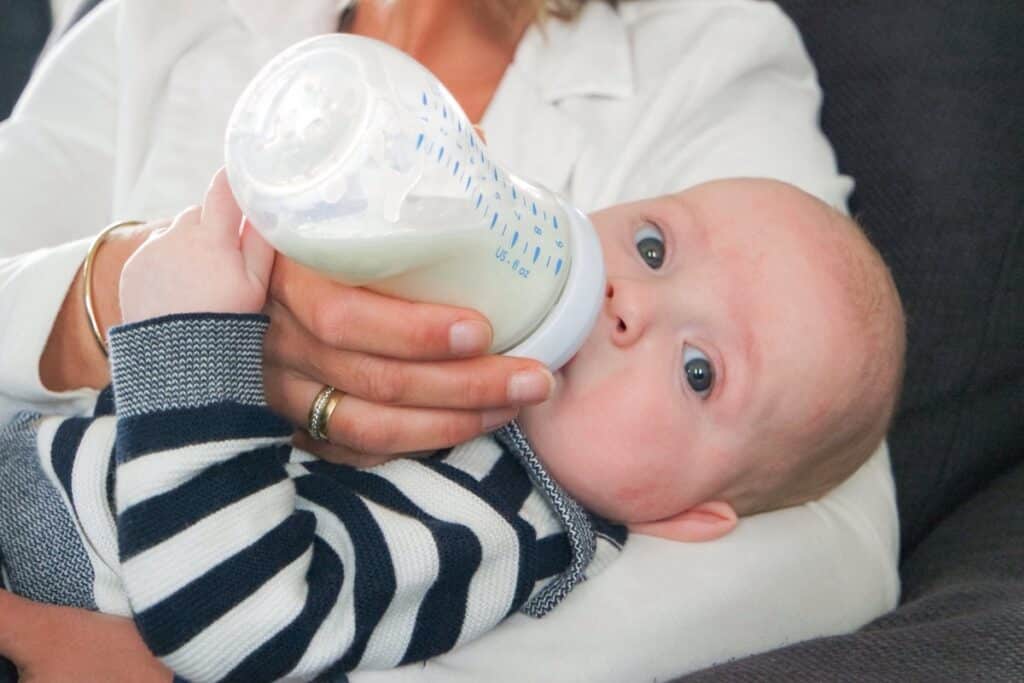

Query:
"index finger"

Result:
[[270, 254, 494, 361]]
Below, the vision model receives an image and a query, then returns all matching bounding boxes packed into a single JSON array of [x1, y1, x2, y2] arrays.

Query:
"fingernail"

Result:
[[507, 369, 554, 403], [482, 408, 518, 431], [449, 320, 491, 355]]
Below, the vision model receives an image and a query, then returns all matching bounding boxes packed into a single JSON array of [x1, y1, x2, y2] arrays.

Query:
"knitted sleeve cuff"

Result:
[[108, 313, 270, 419]]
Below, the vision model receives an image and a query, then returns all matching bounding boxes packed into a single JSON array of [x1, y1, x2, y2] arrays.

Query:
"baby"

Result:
[[0, 175, 903, 682], [522, 177, 906, 541]]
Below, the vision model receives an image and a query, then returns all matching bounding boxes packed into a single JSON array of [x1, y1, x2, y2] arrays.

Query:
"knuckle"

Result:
[[439, 415, 479, 447], [406, 309, 445, 353], [364, 362, 407, 404], [172, 205, 201, 226], [460, 371, 496, 406], [309, 296, 350, 346]]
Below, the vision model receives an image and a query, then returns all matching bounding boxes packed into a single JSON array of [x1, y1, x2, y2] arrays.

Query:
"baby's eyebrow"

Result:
[[662, 201, 709, 251]]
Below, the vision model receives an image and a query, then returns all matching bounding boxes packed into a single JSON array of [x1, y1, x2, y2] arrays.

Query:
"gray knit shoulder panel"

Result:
[[0, 413, 96, 608]]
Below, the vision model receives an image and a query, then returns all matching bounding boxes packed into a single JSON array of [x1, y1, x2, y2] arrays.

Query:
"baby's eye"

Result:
[[634, 223, 665, 269], [683, 345, 714, 396]]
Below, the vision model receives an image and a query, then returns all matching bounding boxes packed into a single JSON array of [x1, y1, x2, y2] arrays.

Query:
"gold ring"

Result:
[[307, 385, 344, 441]]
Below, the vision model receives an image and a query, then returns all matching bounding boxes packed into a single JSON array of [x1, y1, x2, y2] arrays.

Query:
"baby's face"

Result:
[[518, 179, 861, 529]]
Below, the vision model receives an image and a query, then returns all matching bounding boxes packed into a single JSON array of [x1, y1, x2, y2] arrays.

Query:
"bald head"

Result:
[[695, 179, 906, 514]]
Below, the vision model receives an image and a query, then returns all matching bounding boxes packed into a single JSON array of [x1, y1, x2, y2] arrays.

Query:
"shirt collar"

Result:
[[514, 1, 634, 103]]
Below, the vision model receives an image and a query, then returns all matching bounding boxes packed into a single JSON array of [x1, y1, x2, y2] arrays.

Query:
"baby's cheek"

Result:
[[526, 370, 685, 516], [593, 393, 699, 520]]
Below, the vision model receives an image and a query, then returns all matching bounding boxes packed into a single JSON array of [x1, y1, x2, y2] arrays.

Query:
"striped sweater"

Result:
[[0, 314, 625, 682]]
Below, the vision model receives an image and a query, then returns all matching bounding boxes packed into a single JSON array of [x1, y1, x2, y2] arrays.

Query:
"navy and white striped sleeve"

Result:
[[106, 314, 557, 682], [109, 313, 310, 681]]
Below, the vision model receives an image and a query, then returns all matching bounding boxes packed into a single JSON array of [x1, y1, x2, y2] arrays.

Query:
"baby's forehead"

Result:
[[606, 191, 689, 220], [675, 178, 840, 226]]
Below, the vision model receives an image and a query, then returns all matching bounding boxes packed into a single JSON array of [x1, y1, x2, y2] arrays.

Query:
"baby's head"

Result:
[[518, 178, 905, 542]]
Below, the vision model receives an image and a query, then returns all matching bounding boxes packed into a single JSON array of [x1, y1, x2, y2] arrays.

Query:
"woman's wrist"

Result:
[[92, 224, 151, 341], [39, 224, 153, 391], [83, 221, 144, 355]]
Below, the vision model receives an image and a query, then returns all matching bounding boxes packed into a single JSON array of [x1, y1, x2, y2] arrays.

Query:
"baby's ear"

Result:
[[628, 501, 738, 542]]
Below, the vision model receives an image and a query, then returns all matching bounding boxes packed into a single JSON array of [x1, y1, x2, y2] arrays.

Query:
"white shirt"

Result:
[[0, 1, 898, 681]]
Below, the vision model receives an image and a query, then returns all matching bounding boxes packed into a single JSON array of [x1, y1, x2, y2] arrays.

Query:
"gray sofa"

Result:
[[0, 0, 49, 120]]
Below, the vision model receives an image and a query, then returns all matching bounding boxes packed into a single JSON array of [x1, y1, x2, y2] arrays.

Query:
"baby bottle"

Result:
[[224, 34, 603, 369]]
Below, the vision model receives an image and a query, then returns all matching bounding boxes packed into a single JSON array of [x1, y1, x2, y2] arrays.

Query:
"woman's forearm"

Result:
[[0, 589, 172, 681], [39, 225, 153, 391], [0, 589, 45, 662]]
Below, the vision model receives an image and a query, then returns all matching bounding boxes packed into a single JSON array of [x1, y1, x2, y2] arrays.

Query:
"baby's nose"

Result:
[[606, 281, 647, 346]]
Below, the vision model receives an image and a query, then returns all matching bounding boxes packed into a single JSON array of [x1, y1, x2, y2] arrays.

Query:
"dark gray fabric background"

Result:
[[0, 0, 50, 120]]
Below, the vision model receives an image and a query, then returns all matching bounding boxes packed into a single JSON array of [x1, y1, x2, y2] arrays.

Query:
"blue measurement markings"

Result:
[[414, 91, 565, 280]]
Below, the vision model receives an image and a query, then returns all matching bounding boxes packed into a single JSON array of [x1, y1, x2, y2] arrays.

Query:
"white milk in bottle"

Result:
[[225, 34, 603, 368]]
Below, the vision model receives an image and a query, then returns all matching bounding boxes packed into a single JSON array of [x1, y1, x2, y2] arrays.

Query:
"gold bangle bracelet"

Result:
[[82, 220, 144, 357]]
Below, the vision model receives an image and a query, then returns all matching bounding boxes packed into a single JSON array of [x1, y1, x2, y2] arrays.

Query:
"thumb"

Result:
[[200, 167, 244, 246], [240, 218, 275, 293]]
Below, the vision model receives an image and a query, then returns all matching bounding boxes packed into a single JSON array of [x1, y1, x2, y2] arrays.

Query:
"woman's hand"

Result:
[[38, 167, 553, 460], [263, 256, 554, 464], [0, 590, 171, 683]]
